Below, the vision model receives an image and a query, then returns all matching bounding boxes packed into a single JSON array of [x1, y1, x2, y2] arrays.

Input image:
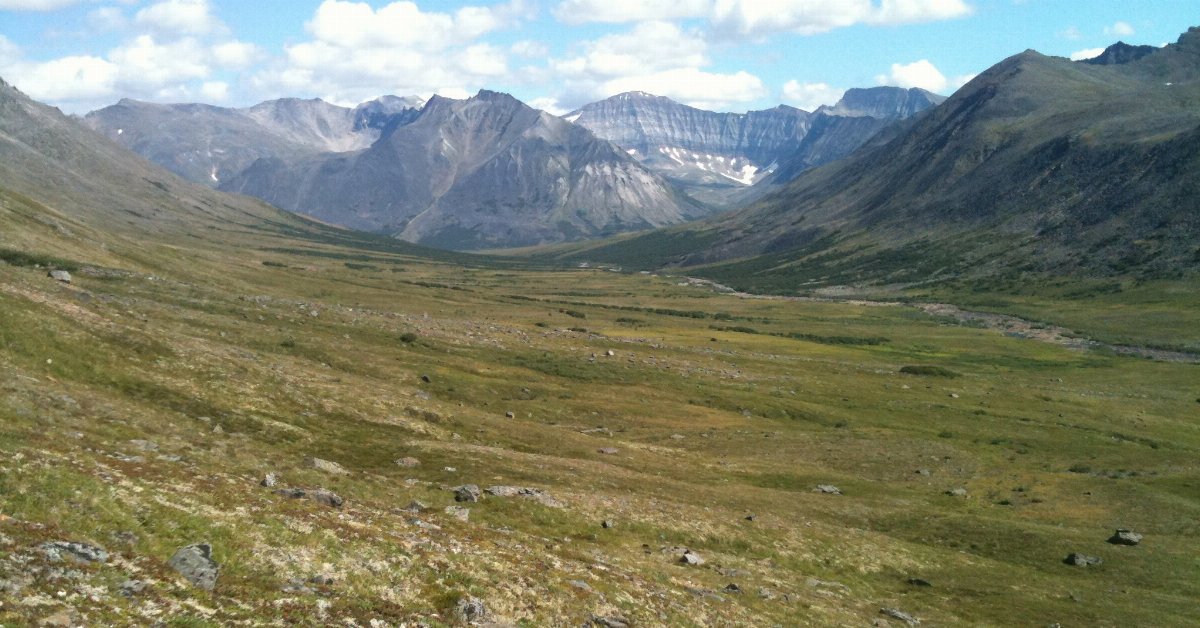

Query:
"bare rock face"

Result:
[[222, 90, 701, 250], [566, 88, 944, 206], [83, 95, 424, 187]]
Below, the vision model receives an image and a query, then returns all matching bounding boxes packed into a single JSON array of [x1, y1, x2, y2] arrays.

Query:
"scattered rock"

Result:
[[401, 500, 428, 513], [260, 472, 280, 488], [597, 447, 619, 455], [48, 270, 72, 284], [605, 350, 615, 357], [395, 457, 420, 468], [40, 541, 108, 564], [880, 607, 920, 625], [307, 488, 345, 509], [815, 484, 842, 495], [1108, 529, 1142, 546], [915, 469, 931, 476], [453, 484, 482, 503], [169, 543, 219, 591], [128, 439, 158, 451], [670, 433, 685, 440], [907, 578, 933, 587], [119, 579, 147, 597], [484, 485, 565, 508], [601, 519, 615, 529], [275, 487, 344, 509], [744, 514, 757, 522], [723, 583, 743, 594], [304, 457, 348, 474], [568, 579, 592, 592], [590, 614, 630, 628], [445, 505, 470, 521], [1064, 553, 1103, 567], [680, 550, 705, 566], [455, 596, 488, 623], [945, 487, 968, 497], [505, 411, 515, 419], [420, 374, 432, 383], [758, 587, 777, 600]]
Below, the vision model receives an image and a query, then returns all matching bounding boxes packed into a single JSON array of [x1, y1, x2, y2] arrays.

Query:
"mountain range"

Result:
[[82, 85, 940, 250], [561, 30, 1200, 291], [566, 87, 943, 206]]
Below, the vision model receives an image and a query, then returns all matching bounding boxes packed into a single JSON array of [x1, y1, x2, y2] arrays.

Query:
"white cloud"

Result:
[[109, 35, 211, 87], [1059, 26, 1082, 41], [876, 59, 947, 92], [553, 0, 712, 24], [87, 7, 128, 32], [551, 21, 707, 78], [511, 40, 549, 58], [602, 67, 765, 111], [250, 0, 530, 106], [8, 55, 119, 101], [0, 0, 85, 9], [200, 80, 229, 101], [135, 0, 225, 36], [873, 0, 973, 24], [528, 96, 567, 115], [711, 0, 971, 38], [212, 41, 260, 68], [1105, 21, 1134, 37], [1070, 47, 1106, 61], [781, 80, 844, 111]]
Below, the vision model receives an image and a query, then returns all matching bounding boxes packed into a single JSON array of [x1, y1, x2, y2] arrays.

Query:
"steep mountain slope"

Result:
[[561, 29, 1200, 291], [223, 90, 700, 250], [567, 88, 942, 207], [566, 92, 811, 187], [0, 77, 297, 241], [82, 96, 424, 187]]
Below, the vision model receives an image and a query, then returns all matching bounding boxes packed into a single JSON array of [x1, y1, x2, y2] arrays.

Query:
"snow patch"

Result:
[[116, 129, 124, 135], [563, 113, 582, 124]]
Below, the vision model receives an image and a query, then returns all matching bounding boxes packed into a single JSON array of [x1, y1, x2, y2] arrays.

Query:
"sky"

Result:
[[0, 1, 1194, 115]]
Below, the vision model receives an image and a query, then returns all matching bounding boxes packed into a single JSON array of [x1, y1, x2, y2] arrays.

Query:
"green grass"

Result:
[[0, 215, 1197, 626]]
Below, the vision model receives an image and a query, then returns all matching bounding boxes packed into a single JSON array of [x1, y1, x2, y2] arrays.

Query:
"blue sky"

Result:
[[0, 1, 1194, 114]]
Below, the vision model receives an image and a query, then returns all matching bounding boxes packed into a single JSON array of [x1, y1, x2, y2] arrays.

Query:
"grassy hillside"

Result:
[[2, 212, 1199, 624]]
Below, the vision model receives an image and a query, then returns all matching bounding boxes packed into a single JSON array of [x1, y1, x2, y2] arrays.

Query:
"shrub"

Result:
[[561, 309, 586, 319], [900, 365, 961, 378], [399, 332, 418, 343]]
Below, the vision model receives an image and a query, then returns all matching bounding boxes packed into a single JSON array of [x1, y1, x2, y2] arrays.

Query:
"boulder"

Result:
[[169, 543, 219, 591], [680, 550, 705, 566], [484, 485, 565, 508], [260, 472, 280, 488], [394, 457, 420, 468], [597, 447, 619, 455], [880, 607, 920, 625], [1064, 553, 1103, 566], [304, 456, 348, 474], [453, 484, 482, 502], [815, 484, 842, 495], [48, 270, 72, 284], [1108, 529, 1142, 546], [945, 487, 968, 497]]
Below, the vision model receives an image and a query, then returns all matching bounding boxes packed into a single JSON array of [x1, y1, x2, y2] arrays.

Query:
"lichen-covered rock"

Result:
[[169, 543, 219, 591], [40, 541, 108, 564]]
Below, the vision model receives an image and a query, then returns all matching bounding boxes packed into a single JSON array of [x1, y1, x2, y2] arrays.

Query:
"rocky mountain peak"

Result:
[[1080, 42, 1158, 66]]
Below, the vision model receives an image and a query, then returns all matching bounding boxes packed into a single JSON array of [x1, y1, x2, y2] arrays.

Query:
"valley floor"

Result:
[[1, 239, 1198, 626]]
